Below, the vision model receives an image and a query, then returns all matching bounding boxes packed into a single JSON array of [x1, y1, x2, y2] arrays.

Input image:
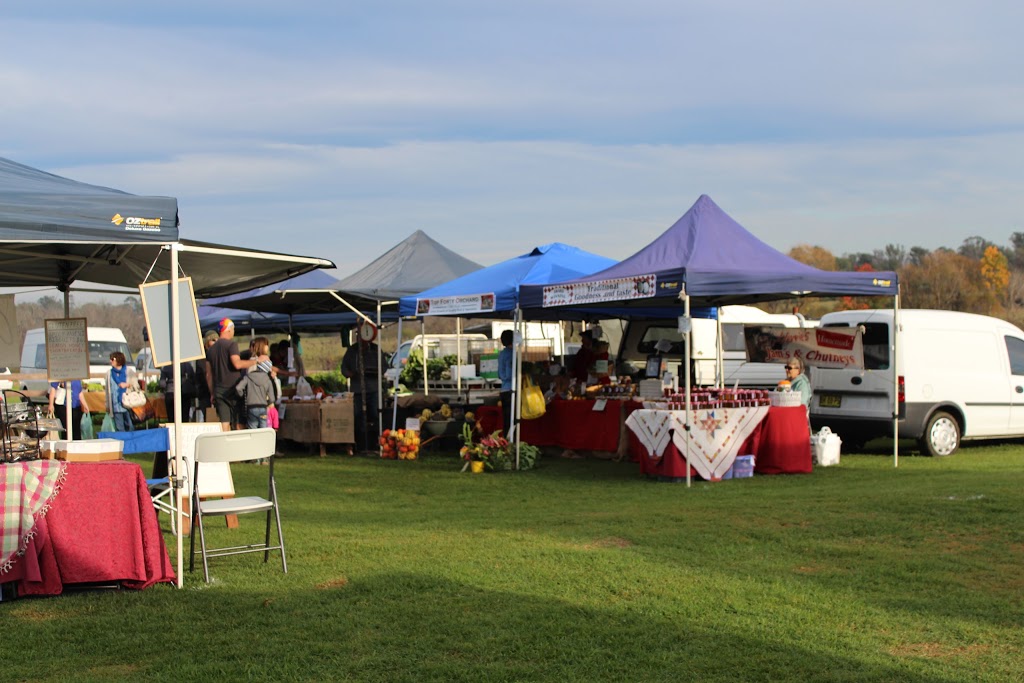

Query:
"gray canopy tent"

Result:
[[1, 155, 335, 585], [210, 229, 484, 452]]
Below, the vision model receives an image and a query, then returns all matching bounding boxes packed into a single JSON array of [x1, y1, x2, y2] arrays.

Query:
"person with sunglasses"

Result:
[[782, 357, 812, 408]]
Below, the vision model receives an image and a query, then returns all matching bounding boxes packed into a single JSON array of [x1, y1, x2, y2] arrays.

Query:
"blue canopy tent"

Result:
[[519, 194, 902, 474], [395, 242, 633, 454]]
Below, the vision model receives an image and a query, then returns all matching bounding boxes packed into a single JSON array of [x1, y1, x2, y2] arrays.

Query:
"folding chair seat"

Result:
[[188, 428, 286, 583]]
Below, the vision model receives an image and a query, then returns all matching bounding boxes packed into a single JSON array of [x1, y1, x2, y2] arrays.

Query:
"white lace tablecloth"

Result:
[[626, 406, 770, 480]]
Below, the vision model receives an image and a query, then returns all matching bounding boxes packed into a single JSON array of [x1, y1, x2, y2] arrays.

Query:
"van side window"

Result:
[[34, 344, 48, 369], [721, 323, 747, 352], [1005, 336, 1024, 375]]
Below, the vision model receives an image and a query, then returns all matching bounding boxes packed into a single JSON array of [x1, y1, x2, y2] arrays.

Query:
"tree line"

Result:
[[14, 231, 1024, 367], [769, 234, 1024, 326]]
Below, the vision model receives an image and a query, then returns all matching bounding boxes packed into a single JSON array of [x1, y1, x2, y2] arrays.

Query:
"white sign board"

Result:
[[543, 274, 657, 306], [44, 318, 90, 381], [163, 423, 235, 498], [139, 278, 206, 367], [415, 293, 496, 316]]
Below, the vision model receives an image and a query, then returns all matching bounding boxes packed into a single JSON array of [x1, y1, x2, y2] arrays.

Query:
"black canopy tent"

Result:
[[1, 155, 335, 584]]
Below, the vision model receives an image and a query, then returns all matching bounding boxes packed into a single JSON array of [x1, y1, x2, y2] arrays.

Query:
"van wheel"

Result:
[[920, 411, 959, 457]]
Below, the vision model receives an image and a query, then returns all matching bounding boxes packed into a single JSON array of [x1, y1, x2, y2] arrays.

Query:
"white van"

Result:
[[19, 327, 133, 393], [617, 305, 817, 388], [809, 309, 1024, 456]]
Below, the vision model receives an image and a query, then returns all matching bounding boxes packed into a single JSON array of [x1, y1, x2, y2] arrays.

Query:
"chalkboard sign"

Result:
[[139, 278, 205, 367], [44, 318, 90, 381]]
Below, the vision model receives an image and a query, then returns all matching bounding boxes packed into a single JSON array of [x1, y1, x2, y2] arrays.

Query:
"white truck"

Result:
[[18, 326, 133, 394], [810, 308, 1024, 456], [616, 305, 817, 388]]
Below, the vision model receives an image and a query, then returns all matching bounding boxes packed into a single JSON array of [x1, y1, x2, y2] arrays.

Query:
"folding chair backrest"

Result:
[[194, 428, 276, 464]]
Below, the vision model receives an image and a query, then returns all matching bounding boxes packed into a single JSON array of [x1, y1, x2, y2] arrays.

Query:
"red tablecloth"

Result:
[[477, 399, 639, 452], [741, 405, 813, 474], [628, 405, 812, 478], [2, 460, 175, 596]]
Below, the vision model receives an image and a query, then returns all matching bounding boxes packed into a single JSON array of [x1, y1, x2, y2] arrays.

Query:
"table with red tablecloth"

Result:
[[626, 405, 812, 479], [1, 460, 175, 596], [476, 398, 641, 453], [742, 405, 813, 475]]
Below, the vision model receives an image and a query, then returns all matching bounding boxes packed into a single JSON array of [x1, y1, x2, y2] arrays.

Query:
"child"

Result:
[[236, 337, 278, 431]]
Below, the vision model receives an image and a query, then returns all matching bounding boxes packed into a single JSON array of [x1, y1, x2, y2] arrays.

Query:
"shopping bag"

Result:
[[80, 413, 95, 440], [520, 376, 547, 420], [121, 386, 147, 408], [101, 413, 115, 433]]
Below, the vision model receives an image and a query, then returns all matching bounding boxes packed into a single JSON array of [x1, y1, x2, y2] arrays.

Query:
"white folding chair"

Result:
[[188, 428, 286, 583]]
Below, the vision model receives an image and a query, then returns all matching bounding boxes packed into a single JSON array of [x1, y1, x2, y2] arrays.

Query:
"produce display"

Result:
[[380, 428, 420, 460]]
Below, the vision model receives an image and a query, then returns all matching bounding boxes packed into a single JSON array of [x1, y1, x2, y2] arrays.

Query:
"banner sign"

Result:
[[415, 293, 496, 316], [743, 325, 864, 369], [543, 275, 657, 306]]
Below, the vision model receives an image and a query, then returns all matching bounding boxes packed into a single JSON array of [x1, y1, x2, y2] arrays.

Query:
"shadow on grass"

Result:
[[5, 571, 966, 683]]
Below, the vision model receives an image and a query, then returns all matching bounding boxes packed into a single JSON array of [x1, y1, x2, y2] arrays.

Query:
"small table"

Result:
[[1, 460, 175, 596]]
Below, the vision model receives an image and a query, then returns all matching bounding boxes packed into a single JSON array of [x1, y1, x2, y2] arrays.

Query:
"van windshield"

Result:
[[90, 341, 132, 366], [636, 327, 683, 356], [824, 322, 889, 370]]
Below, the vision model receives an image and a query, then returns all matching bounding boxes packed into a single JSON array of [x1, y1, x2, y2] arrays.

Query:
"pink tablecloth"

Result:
[[2, 460, 175, 596]]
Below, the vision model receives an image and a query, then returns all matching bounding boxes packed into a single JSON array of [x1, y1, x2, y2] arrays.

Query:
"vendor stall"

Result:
[[518, 195, 900, 478]]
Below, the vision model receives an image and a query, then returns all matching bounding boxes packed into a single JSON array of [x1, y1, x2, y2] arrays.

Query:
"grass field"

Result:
[[3, 443, 1023, 682]]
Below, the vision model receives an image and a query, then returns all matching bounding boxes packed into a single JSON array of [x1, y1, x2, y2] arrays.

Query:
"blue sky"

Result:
[[3, 1, 1022, 287]]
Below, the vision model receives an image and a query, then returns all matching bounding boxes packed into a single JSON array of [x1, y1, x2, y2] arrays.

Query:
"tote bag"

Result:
[[520, 376, 547, 420]]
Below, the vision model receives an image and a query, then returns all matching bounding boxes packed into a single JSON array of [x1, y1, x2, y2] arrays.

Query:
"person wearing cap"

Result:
[[205, 318, 268, 428]]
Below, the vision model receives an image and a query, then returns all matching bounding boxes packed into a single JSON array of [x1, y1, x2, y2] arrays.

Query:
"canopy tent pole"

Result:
[[893, 291, 901, 468], [420, 319, 428, 396], [512, 307, 522, 469], [391, 316, 404, 431], [456, 318, 463, 396], [684, 292, 692, 488], [376, 301, 384, 456], [170, 243, 184, 588], [716, 308, 724, 388]]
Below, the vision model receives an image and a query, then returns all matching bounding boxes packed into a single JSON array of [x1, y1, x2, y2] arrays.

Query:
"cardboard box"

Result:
[[319, 398, 354, 444], [54, 438, 124, 462], [280, 399, 354, 444]]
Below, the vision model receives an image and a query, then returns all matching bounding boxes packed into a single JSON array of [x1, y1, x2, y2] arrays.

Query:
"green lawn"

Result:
[[3, 444, 1023, 682]]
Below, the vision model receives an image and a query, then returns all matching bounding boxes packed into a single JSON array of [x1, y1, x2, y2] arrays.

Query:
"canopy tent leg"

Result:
[[391, 317, 403, 432], [893, 292, 900, 468], [684, 293, 692, 489]]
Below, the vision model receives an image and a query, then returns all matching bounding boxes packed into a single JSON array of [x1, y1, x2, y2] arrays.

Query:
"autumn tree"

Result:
[[900, 250, 988, 312], [979, 245, 1010, 314]]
